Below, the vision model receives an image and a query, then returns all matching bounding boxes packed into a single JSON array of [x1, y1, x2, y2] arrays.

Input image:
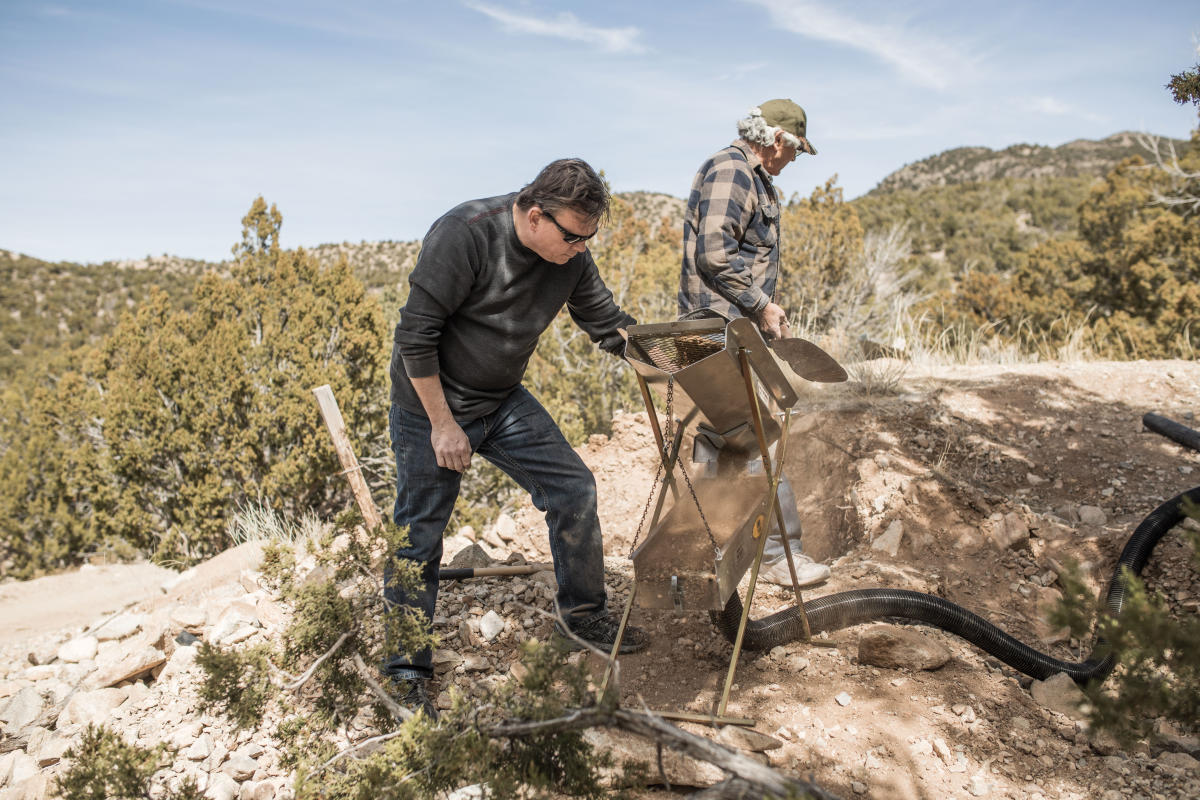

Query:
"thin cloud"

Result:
[[465, 1, 645, 54], [715, 61, 769, 81], [1024, 96, 1104, 124], [742, 0, 977, 90], [1028, 96, 1071, 115]]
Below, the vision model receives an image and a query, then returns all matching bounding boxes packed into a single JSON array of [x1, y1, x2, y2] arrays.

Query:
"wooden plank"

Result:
[[311, 384, 384, 531]]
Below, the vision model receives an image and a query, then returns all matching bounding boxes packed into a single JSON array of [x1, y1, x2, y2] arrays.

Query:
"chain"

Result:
[[677, 450, 720, 555], [628, 377, 720, 558], [628, 462, 663, 558]]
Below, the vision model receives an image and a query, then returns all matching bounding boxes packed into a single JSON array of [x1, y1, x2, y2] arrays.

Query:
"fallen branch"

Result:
[[283, 631, 353, 690], [351, 653, 412, 723], [488, 706, 839, 800]]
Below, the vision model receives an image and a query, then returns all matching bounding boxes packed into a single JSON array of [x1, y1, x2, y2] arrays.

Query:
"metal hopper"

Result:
[[622, 317, 800, 611], [600, 316, 844, 725]]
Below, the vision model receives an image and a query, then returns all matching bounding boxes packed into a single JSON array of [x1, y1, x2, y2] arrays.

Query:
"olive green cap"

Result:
[[758, 98, 817, 155]]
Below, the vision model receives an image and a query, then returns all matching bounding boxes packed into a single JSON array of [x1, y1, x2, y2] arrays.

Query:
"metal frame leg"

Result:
[[599, 585, 637, 699], [715, 349, 809, 717], [617, 356, 811, 727]]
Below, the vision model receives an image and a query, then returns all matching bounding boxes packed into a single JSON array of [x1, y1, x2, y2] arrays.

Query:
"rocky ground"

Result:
[[2, 358, 1199, 799]]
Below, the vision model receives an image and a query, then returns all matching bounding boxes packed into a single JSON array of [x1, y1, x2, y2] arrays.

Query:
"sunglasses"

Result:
[[541, 208, 597, 244]]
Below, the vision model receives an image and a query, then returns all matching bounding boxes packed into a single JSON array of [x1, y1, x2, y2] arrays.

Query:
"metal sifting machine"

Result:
[[600, 316, 846, 726]]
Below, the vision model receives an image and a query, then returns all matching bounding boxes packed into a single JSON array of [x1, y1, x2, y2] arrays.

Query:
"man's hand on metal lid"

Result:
[[755, 302, 791, 341], [430, 421, 472, 472]]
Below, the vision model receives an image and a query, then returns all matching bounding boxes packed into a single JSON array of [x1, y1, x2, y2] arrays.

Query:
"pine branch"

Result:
[[283, 630, 352, 690], [351, 652, 412, 723]]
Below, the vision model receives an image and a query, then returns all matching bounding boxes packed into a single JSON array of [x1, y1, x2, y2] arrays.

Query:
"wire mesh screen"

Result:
[[627, 330, 726, 374]]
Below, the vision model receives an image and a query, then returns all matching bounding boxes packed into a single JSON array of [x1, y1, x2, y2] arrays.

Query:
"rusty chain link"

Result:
[[629, 377, 719, 557]]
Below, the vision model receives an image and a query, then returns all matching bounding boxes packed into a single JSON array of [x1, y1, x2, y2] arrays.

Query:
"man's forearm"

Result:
[[409, 374, 456, 427], [696, 247, 769, 315], [408, 373, 473, 472]]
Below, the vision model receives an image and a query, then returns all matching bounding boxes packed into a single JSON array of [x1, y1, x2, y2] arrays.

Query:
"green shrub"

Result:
[[1051, 501, 1200, 743], [54, 724, 204, 800]]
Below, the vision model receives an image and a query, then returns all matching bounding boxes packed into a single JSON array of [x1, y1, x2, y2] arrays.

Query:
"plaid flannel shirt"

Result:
[[678, 139, 782, 321]]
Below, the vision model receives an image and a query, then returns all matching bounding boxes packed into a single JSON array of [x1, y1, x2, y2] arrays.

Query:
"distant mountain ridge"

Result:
[[3, 127, 1189, 378], [868, 131, 1189, 195]]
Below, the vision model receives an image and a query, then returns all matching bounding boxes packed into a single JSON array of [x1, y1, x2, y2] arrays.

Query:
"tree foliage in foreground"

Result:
[[1052, 502, 1200, 744], [54, 724, 204, 800], [191, 521, 635, 800]]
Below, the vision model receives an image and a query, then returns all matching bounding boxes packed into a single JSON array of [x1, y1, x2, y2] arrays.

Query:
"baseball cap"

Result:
[[758, 98, 817, 155]]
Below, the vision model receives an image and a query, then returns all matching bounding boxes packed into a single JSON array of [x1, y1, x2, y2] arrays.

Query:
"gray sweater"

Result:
[[390, 193, 635, 422]]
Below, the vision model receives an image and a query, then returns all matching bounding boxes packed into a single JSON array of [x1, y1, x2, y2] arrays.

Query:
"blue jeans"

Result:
[[383, 386, 608, 680]]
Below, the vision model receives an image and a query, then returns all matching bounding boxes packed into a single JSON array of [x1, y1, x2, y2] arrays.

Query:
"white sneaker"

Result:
[[759, 553, 829, 588]]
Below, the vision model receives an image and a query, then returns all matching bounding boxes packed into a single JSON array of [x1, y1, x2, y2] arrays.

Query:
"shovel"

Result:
[[768, 337, 848, 383]]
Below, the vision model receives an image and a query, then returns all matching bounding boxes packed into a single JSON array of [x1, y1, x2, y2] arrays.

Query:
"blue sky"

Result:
[[2, 0, 1197, 263]]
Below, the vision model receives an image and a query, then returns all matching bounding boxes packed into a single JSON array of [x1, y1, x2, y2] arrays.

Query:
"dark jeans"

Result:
[[383, 386, 608, 680]]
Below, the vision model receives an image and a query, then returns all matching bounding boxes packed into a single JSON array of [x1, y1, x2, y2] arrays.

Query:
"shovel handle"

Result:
[[438, 564, 552, 581]]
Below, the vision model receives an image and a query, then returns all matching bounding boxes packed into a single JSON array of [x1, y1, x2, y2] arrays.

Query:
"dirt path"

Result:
[[0, 562, 175, 641]]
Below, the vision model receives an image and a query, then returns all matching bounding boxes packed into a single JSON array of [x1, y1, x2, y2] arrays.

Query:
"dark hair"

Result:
[[514, 158, 610, 224]]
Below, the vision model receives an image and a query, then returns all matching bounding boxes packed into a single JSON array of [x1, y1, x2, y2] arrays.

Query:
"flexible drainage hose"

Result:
[[712, 485, 1200, 685], [1143, 412, 1200, 452]]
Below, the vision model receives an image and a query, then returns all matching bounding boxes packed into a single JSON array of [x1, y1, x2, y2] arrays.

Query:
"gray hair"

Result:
[[736, 106, 803, 150]]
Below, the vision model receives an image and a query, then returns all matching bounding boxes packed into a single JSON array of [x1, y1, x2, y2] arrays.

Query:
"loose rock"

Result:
[[857, 625, 951, 671]]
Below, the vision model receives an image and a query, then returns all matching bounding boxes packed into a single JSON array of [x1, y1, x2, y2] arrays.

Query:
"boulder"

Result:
[[205, 772, 240, 800], [170, 606, 207, 631], [56, 636, 98, 664], [1029, 672, 1089, 720], [857, 625, 951, 671], [57, 687, 127, 729], [447, 545, 492, 570], [87, 647, 167, 689], [717, 725, 781, 752], [988, 512, 1030, 550], [0, 688, 43, 734], [871, 520, 904, 557], [93, 613, 144, 642], [478, 611, 505, 643]]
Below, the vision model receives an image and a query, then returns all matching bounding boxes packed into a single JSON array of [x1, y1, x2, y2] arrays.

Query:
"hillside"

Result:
[[867, 131, 1189, 195], [0, 250, 205, 380], [3, 124, 1181, 377], [2, 358, 1198, 799], [0, 191, 688, 384]]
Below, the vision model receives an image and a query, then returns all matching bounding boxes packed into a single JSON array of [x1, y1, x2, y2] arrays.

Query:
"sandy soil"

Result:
[[0, 562, 175, 641], [500, 357, 1200, 798]]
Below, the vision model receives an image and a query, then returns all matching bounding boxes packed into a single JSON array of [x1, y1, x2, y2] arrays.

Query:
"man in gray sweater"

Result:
[[385, 158, 648, 719]]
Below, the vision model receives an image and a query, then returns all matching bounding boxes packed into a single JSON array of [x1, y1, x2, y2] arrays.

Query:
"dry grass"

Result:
[[226, 500, 330, 546]]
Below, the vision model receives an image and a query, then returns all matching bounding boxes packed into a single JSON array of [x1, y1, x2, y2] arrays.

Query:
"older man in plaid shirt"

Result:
[[678, 99, 830, 588]]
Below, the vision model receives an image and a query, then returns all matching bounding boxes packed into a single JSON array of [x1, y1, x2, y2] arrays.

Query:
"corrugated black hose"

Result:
[[713, 464, 1200, 685], [1143, 412, 1200, 452]]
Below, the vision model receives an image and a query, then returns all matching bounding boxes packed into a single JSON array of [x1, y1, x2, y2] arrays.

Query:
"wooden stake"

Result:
[[312, 384, 383, 531]]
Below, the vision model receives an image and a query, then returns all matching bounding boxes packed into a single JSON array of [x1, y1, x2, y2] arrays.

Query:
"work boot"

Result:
[[390, 676, 438, 721], [759, 552, 830, 588], [556, 612, 649, 654]]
